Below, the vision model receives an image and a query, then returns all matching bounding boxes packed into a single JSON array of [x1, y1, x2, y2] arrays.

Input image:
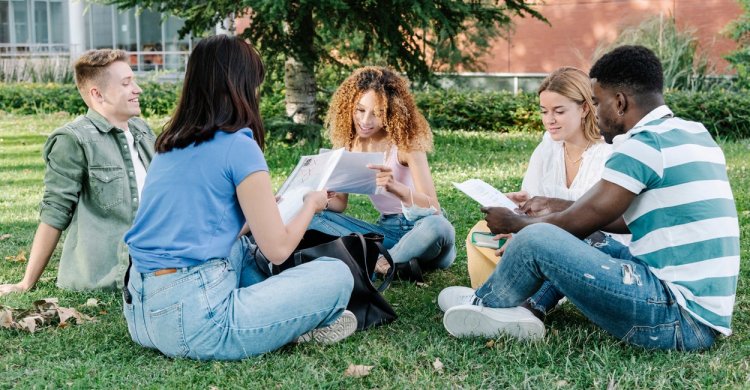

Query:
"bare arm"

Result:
[[368, 150, 440, 210], [483, 180, 636, 239], [237, 171, 327, 264], [0, 222, 61, 295]]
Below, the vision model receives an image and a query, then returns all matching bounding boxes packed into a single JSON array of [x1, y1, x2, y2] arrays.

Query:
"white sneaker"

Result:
[[438, 286, 481, 312], [296, 310, 357, 344], [443, 305, 545, 341]]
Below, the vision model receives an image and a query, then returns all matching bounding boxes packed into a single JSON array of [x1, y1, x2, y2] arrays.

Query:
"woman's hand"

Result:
[[0, 282, 29, 296], [506, 191, 530, 207], [303, 190, 329, 213], [493, 234, 513, 257], [367, 164, 408, 199]]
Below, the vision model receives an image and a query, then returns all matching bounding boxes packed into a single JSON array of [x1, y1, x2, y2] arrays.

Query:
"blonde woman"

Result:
[[309, 66, 456, 281], [463, 67, 627, 318]]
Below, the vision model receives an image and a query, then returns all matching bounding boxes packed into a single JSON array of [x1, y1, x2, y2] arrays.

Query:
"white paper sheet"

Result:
[[453, 179, 518, 210], [276, 148, 385, 223]]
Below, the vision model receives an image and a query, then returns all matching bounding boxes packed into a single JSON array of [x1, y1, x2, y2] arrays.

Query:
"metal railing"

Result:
[[0, 43, 73, 56], [0, 44, 190, 73]]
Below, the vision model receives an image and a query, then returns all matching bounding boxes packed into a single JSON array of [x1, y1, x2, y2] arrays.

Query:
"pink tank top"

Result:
[[368, 145, 414, 215]]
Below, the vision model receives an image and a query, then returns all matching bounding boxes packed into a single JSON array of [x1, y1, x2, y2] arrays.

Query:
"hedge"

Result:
[[2, 82, 749, 139]]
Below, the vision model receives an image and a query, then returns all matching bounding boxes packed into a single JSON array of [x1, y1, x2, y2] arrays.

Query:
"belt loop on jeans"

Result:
[[154, 268, 177, 276]]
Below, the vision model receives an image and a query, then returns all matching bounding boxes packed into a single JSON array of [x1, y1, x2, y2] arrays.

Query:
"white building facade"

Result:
[[0, 0, 191, 71]]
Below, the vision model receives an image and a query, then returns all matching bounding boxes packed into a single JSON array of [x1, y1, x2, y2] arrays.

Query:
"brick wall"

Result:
[[482, 0, 740, 74]]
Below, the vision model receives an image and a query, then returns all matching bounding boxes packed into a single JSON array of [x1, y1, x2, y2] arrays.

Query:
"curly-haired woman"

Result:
[[308, 66, 456, 281]]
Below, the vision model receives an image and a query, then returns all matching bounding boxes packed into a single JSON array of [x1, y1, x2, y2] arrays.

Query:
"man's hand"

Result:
[[481, 206, 529, 234], [0, 282, 29, 296]]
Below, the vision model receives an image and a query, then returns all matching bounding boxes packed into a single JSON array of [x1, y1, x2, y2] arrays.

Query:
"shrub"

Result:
[[414, 89, 542, 132], [666, 89, 750, 139], [2, 83, 749, 139], [0, 82, 287, 120]]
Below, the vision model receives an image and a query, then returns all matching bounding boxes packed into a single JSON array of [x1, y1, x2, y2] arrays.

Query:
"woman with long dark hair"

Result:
[[122, 35, 355, 360]]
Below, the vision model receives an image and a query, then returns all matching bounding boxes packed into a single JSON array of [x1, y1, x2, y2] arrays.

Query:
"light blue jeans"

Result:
[[477, 223, 718, 351], [308, 210, 456, 270], [122, 236, 354, 360], [526, 232, 631, 315]]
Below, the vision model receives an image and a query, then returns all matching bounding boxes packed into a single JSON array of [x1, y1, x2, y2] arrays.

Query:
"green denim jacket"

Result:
[[40, 109, 155, 290]]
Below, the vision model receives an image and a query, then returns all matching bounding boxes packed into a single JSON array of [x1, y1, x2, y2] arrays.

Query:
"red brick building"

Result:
[[484, 0, 740, 74]]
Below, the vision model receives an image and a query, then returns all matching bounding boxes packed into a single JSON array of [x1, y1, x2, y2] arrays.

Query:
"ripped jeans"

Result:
[[476, 223, 718, 351], [526, 231, 631, 314]]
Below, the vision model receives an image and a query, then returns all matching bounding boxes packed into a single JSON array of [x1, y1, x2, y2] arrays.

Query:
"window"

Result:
[[0, 1, 10, 44]]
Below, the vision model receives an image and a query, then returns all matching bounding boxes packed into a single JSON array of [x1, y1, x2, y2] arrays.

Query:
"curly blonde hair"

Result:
[[326, 66, 433, 152]]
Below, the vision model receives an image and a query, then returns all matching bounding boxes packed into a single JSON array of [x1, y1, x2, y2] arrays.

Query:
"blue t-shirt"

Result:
[[125, 128, 268, 273]]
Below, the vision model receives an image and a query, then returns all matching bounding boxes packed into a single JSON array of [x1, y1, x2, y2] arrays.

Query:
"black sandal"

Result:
[[394, 258, 424, 283]]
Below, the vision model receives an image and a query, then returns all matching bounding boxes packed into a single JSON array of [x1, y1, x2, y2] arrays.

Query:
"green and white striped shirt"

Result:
[[602, 105, 739, 336]]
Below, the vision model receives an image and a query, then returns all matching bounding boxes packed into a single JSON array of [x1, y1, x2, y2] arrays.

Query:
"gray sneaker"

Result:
[[296, 310, 357, 344], [438, 286, 481, 312], [443, 305, 545, 341]]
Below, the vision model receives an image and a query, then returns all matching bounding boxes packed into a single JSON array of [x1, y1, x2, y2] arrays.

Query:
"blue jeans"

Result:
[[309, 210, 456, 270], [123, 236, 354, 360], [527, 232, 630, 315], [477, 223, 718, 351]]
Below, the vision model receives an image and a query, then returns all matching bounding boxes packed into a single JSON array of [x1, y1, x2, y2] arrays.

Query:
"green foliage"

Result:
[[666, 89, 750, 139], [0, 82, 284, 121], [415, 89, 542, 132], [5, 83, 750, 139], [724, 0, 750, 89], [596, 14, 710, 91], [0, 82, 180, 116], [102, 0, 544, 83]]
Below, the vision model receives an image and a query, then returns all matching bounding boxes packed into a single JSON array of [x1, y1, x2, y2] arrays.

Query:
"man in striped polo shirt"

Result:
[[439, 45, 739, 350]]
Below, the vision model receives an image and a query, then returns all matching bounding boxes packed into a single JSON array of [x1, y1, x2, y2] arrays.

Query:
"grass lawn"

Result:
[[1, 114, 748, 388]]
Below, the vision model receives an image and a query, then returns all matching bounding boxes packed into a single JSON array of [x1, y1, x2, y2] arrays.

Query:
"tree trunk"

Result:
[[284, 56, 317, 124]]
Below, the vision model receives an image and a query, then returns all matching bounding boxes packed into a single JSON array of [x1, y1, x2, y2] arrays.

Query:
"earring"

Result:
[[617, 111, 624, 116]]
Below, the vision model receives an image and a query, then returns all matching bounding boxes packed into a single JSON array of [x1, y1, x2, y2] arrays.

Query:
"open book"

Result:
[[453, 179, 518, 210], [276, 148, 385, 223]]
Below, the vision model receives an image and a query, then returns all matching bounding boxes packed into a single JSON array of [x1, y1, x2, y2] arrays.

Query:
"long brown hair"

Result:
[[157, 35, 266, 152], [326, 66, 432, 152], [538, 67, 601, 143]]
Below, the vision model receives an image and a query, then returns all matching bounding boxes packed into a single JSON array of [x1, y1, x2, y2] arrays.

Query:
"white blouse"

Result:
[[521, 132, 611, 201], [521, 132, 630, 245]]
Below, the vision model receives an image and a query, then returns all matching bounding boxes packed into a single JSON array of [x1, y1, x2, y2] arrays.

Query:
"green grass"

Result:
[[1, 114, 749, 388]]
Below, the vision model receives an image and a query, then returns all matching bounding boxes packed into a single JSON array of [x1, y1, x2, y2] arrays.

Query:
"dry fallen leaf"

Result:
[[432, 358, 444, 373], [84, 298, 99, 307], [0, 234, 11, 241], [344, 364, 374, 378], [485, 339, 495, 348], [0, 298, 94, 333], [5, 249, 27, 263], [415, 282, 429, 288], [556, 380, 569, 387], [0, 308, 14, 329], [18, 315, 44, 333]]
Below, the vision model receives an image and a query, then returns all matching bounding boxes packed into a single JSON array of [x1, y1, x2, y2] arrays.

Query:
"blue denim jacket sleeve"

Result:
[[40, 129, 86, 231]]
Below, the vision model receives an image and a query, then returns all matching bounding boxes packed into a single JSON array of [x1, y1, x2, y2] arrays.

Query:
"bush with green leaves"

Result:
[[3, 82, 750, 139], [666, 89, 750, 139]]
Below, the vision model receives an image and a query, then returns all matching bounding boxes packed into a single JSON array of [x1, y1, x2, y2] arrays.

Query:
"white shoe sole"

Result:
[[443, 305, 545, 341], [437, 286, 477, 312], [297, 311, 357, 344]]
